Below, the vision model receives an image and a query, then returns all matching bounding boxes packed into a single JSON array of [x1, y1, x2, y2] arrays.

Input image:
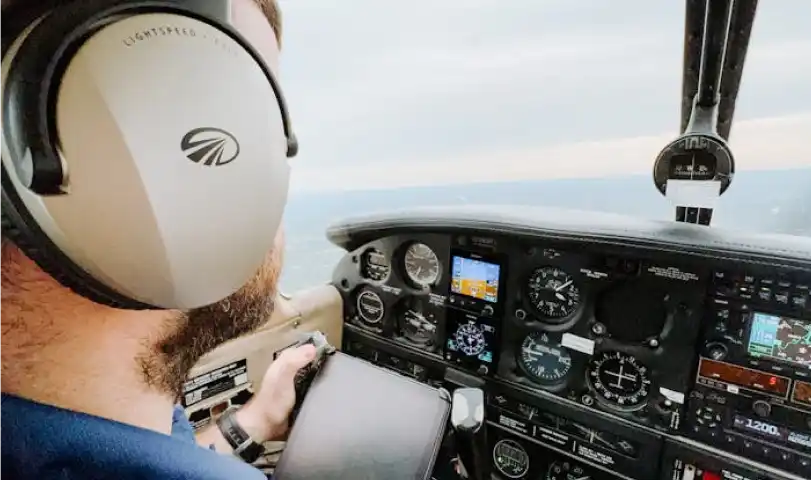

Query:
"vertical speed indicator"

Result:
[[518, 332, 572, 385]]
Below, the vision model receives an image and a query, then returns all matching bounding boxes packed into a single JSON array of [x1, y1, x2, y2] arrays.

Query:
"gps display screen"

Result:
[[747, 312, 811, 368]]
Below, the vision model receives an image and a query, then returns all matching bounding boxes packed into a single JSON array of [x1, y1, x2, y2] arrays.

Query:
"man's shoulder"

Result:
[[171, 404, 198, 444], [1, 394, 265, 480]]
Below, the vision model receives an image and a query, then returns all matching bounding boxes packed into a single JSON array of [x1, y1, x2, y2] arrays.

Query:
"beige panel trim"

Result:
[[188, 284, 344, 391]]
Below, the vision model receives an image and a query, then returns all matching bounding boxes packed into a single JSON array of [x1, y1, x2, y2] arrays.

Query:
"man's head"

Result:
[[1, 0, 289, 402]]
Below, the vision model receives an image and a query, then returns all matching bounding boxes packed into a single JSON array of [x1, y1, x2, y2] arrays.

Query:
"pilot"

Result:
[[1, 0, 315, 479]]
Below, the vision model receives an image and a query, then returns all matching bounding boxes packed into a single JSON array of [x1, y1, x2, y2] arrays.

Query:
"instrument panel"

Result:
[[342, 234, 706, 427], [331, 219, 811, 480]]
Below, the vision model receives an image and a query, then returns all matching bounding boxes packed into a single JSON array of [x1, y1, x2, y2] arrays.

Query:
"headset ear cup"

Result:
[[2, 4, 293, 309], [0, 198, 151, 310]]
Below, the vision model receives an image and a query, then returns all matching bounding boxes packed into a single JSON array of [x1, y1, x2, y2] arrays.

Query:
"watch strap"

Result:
[[216, 407, 264, 463]]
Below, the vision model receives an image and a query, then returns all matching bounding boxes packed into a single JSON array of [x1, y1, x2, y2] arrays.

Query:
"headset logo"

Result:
[[181, 127, 241, 166]]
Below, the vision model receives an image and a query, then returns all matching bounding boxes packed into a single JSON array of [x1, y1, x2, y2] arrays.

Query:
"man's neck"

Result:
[[1, 303, 178, 435]]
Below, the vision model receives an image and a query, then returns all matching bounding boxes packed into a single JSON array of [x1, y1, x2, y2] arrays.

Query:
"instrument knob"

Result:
[[705, 342, 728, 361], [752, 400, 771, 418]]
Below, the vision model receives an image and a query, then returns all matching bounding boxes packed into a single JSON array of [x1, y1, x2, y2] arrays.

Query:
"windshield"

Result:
[[278, 0, 811, 293]]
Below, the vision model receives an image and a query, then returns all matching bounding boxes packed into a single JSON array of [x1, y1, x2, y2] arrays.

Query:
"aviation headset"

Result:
[[1, 0, 298, 310]]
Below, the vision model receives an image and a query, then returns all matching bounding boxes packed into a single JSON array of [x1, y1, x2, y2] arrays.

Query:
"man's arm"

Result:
[[193, 345, 316, 455], [195, 403, 275, 454]]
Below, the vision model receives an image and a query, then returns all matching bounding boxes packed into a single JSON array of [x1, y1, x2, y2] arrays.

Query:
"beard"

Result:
[[137, 233, 284, 400]]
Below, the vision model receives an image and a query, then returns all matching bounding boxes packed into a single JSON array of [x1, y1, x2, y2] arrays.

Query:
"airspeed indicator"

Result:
[[404, 243, 441, 288]]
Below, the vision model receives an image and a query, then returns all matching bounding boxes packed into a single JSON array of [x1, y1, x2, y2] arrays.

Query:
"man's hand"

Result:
[[195, 344, 316, 453], [237, 344, 317, 442]]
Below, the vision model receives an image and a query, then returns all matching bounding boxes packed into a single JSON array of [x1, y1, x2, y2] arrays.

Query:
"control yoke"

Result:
[[275, 331, 451, 480], [451, 388, 490, 480]]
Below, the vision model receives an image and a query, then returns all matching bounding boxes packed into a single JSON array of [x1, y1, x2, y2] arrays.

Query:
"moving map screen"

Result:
[[450, 255, 500, 303], [747, 312, 811, 368]]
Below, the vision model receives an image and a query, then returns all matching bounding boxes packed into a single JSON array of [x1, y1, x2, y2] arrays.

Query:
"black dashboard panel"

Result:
[[327, 206, 811, 480]]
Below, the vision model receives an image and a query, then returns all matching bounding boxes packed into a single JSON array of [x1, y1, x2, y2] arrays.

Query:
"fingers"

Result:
[[273, 344, 317, 380], [291, 344, 317, 365]]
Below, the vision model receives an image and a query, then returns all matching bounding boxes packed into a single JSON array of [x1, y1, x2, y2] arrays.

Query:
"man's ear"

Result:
[[2, 236, 18, 268], [2, 237, 26, 289], [1, 236, 52, 292]]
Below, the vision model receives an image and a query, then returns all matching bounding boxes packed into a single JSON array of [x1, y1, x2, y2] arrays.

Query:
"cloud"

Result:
[[276, 0, 811, 184], [290, 113, 811, 193]]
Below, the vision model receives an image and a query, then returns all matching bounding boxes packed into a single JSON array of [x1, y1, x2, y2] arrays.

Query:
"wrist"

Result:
[[234, 402, 274, 444]]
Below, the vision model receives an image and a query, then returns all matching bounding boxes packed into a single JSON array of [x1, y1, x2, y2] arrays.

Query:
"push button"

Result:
[[774, 291, 790, 306], [791, 292, 808, 309], [738, 287, 754, 300], [757, 288, 772, 302]]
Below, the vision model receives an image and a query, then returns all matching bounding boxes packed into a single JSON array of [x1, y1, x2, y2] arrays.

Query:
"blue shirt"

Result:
[[1, 393, 266, 480]]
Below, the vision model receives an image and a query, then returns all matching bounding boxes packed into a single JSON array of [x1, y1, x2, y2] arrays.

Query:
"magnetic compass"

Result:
[[653, 133, 734, 195]]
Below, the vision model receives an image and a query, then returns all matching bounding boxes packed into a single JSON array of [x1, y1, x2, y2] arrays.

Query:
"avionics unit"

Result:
[[687, 270, 811, 477], [444, 248, 508, 376]]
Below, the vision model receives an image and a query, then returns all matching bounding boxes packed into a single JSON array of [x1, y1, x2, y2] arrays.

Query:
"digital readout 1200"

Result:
[[735, 415, 784, 439]]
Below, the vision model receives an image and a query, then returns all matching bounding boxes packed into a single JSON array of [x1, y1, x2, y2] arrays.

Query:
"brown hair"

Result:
[[254, 0, 282, 45]]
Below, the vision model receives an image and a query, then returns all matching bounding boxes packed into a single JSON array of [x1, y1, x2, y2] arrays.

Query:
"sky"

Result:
[[275, 0, 811, 194]]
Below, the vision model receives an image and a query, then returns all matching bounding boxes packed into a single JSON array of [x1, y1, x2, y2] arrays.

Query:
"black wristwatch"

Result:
[[216, 406, 265, 463]]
